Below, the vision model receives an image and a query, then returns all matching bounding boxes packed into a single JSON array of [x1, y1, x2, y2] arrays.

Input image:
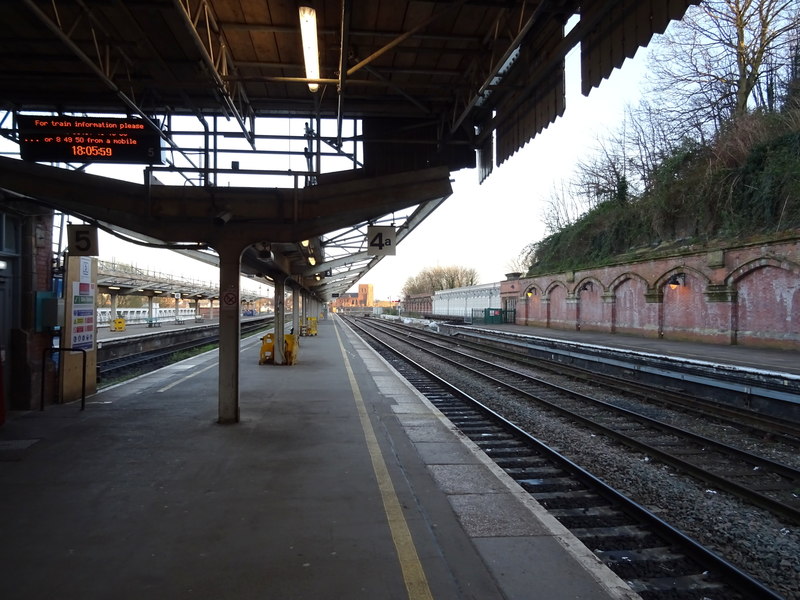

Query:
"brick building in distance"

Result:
[[330, 283, 400, 313], [331, 283, 374, 309]]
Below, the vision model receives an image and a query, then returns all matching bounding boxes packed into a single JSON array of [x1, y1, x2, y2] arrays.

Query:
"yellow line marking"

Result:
[[334, 321, 433, 600], [157, 363, 216, 393]]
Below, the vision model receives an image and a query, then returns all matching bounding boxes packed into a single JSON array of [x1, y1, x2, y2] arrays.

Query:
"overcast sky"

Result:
[[360, 42, 650, 299]]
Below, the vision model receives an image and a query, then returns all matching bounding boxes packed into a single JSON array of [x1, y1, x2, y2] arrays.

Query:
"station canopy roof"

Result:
[[0, 0, 698, 299]]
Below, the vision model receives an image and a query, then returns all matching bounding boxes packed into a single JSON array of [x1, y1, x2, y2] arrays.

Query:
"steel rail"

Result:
[[343, 315, 784, 600], [97, 320, 269, 382], [399, 320, 800, 444], [363, 318, 800, 525]]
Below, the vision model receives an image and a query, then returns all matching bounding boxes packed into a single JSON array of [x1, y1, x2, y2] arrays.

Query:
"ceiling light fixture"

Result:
[[299, 6, 320, 92]]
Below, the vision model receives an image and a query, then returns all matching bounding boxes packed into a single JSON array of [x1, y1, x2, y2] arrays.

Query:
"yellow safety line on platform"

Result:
[[334, 322, 433, 600]]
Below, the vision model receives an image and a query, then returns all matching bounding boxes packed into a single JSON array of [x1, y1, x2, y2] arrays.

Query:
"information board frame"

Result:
[[17, 115, 163, 164]]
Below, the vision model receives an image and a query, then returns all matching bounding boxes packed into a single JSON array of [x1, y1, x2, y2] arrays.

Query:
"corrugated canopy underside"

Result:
[[1, 0, 698, 180]]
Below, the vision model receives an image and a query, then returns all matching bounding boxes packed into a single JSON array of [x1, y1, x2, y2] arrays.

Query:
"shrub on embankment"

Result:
[[526, 109, 800, 276]]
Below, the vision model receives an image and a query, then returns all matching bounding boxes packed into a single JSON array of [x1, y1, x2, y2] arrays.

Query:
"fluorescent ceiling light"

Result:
[[299, 6, 320, 92]]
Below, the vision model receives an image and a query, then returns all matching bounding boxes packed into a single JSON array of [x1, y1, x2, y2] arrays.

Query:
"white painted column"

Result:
[[217, 246, 242, 424], [292, 286, 300, 337], [110, 293, 118, 320]]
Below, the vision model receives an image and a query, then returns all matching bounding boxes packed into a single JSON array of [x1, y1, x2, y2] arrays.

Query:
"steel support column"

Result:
[[217, 244, 242, 424]]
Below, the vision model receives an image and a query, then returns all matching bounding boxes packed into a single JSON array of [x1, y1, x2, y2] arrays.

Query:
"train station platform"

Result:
[[465, 323, 800, 377], [0, 316, 635, 600], [95, 316, 225, 341]]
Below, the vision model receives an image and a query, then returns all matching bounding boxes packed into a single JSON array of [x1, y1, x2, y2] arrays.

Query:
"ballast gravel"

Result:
[[396, 339, 800, 600]]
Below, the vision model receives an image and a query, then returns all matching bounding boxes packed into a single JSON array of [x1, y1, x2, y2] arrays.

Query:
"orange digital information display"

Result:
[[17, 115, 163, 164]]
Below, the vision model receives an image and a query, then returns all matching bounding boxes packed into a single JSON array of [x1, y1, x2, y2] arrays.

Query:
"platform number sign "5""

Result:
[[366, 226, 396, 256], [67, 224, 99, 256]]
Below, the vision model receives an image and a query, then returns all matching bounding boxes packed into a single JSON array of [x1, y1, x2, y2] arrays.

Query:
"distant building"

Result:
[[432, 282, 501, 319], [330, 283, 374, 311], [359, 283, 374, 306], [403, 293, 432, 316]]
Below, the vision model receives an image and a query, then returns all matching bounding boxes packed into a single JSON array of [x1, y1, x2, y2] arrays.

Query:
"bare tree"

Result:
[[505, 251, 530, 275], [401, 265, 479, 296], [623, 101, 685, 192], [647, 0, 800, 138], [573, 136, 632, 207], [540, 180, 588, 234]]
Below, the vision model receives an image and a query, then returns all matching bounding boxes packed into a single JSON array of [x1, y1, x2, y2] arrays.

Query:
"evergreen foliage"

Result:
[[526, 109, 800, 276]]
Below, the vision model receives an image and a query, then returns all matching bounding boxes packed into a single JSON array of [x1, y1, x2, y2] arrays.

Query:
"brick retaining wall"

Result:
[[502, 236, 800, 350]]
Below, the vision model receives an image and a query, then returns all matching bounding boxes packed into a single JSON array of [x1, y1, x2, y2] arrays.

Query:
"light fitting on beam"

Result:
[[299, 6, 320, 92], [214, 211, 233, 226]]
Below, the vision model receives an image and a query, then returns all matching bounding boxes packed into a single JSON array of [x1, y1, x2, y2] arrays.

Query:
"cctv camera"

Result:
[[214, 211, 233, 226]]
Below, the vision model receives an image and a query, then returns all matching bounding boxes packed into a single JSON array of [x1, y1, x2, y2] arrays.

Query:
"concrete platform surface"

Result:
[[0, 316, 637, 600]]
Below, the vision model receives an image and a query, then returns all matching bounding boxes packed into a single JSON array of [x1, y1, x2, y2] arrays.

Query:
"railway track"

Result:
[[402, 320, 800, 444], [342, 316, 790, 600], [97, 319, 270, 384], [357, 317, 800, 524], [450, 326, 800, 443]]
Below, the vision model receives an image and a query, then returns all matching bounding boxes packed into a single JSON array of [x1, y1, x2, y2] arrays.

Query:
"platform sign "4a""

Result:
[[366, 226, 396, 256]]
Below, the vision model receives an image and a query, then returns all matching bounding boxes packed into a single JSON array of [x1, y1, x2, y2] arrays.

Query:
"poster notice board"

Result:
[[60, 256, 97, 403], [71, 257, 96, 351]]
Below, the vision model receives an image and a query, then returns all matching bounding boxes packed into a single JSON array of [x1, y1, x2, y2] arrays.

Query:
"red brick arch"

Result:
[[521, 285, 545, 326], [574, 278, 604, 331], [545, 281, 569, 329], [610, 273, 658, 337], [728, 257, 800, 348]]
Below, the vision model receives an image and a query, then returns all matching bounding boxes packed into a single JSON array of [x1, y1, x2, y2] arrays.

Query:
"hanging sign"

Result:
[[17, 115, 162, 164], [366, 226, 396, 256], [67, 224, 99, 256]]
